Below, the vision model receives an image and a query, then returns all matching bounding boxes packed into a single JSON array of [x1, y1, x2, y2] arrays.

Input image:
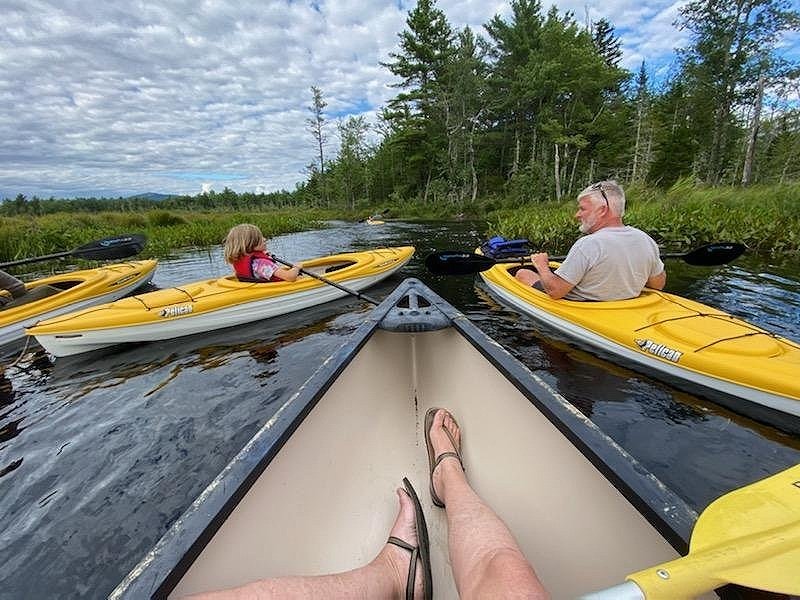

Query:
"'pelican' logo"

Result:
[[159, 305, 193, 318], [635, 338, 683, 363]]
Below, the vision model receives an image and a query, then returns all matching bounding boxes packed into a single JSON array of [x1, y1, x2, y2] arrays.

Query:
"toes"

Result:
[[390, 487, 417, 544]]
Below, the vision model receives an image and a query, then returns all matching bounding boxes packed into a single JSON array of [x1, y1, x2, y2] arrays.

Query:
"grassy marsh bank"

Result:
[[0, 210, 326, 270], [1, 183, 798, 271], [488, 182, 800, 255]]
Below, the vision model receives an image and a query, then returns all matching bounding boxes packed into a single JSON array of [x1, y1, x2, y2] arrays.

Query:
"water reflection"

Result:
[[0, 369, 13, 405]]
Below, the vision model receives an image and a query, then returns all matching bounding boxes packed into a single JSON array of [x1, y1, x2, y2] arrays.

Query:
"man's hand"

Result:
[[531, 253, 550, 272]]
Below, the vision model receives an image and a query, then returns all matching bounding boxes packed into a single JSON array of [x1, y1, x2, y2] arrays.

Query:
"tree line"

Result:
[[0, 188, 303, 217], [2, 0, 798, 217], [303, 0, 799, 208]]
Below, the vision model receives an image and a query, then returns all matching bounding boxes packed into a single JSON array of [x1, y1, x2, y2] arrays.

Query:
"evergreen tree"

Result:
[[631, 61, 653, 182], [382, 0, 456, 201], [484, 0, 545, 180], [441, 27, 488, 203], [675, 0, 800, 183], [649, 79, 700, 186], [331, 116, 372, 208], [592, 18, 623, 69]]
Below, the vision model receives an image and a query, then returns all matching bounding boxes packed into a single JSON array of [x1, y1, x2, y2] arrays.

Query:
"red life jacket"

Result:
[[232, 251, 281, 282]]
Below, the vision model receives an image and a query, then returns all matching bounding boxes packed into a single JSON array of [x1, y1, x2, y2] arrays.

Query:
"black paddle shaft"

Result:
[[270, 255, 380, 305], [0, 234, 146, 268], [425, 242, 746, 276]]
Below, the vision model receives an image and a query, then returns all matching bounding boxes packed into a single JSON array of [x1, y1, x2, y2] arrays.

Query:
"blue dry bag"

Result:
[[479, 236, 532, 259]]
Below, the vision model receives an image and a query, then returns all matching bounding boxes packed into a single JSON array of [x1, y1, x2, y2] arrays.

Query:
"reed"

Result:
[[0, 210, 323, 268], [487, 181, 800, 255]]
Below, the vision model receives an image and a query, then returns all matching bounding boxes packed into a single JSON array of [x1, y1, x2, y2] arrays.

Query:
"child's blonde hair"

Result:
[[223, 223, 264, 264]]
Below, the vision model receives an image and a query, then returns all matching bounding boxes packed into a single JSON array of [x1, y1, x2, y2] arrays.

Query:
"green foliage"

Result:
[[3, 0, 799, 254], [0, 211, 322, 267], [487, 181, 800, 255], [672, 0, 800, 184], [0, 188, 304, 217], [148, 211, 188, 227], [592, 18, 623, 69]]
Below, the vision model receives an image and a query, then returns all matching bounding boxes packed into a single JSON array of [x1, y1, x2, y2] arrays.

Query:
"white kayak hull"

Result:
[[0, 260, 157, 347], [29, 247, 413, 357], [35, 272, 392, 356]]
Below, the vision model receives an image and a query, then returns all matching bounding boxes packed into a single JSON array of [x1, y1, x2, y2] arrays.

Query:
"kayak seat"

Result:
[[1, 284, 63, 309]]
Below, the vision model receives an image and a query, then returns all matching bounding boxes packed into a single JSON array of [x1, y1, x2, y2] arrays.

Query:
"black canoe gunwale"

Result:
[[111, 278, 696, 599]]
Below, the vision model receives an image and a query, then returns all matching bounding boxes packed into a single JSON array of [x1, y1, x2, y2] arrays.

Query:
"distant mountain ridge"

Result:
[[126, 192, 173, 201]]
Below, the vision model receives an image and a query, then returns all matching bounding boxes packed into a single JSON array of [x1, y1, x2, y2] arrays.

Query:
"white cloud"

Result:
[[0, 0, 792, 199]]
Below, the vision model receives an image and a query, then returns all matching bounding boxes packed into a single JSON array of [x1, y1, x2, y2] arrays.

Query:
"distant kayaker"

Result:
[[223, 224, 302, 283], [515, 180, 666, 300]]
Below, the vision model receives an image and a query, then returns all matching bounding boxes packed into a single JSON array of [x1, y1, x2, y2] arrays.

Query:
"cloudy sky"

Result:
[[0, 0, 796, 200]]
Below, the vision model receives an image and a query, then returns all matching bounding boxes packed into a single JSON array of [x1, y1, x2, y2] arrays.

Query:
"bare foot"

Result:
[[428, 408, 463, 506], [378, 487, 425, 599]]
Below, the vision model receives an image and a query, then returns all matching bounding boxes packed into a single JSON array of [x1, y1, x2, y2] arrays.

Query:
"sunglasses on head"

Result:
[[591, 182, 610, 208]]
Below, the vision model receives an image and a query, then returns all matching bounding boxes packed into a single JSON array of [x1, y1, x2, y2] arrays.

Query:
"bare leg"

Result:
[[186, 487, 424, 599], [515, 268, 541, 287], [429, 409, 549, 600]]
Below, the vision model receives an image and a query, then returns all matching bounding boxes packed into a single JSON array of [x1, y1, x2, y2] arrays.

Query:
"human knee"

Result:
[[514, 269, 536, 286], [467, 547, 539, 597]]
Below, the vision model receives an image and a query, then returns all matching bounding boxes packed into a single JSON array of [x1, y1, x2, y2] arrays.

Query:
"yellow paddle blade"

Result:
[[628, 464, 800, 599]]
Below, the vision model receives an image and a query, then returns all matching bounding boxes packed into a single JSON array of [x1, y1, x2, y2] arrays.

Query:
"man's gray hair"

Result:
[[578, 180, 626, 217]]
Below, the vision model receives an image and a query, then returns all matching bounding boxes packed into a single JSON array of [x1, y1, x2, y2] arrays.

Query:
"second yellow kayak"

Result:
[[29, 247, 414, 357], [479, 258, 800, 432]]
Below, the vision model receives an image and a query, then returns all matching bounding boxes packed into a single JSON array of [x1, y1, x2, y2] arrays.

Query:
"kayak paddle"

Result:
[[581, 463, 800, 599], [0, 234, 147, 269], [425, 242, 746, 276], [270, 255, 380, 305]]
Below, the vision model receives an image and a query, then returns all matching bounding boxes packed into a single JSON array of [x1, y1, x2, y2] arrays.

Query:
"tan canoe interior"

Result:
[[171, 328, 681, 599]]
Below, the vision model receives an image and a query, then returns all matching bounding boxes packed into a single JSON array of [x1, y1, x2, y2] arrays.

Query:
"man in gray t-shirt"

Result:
[[515, 180, 666, 301]]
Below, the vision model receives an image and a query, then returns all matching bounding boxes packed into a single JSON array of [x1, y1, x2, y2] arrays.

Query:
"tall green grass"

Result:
[[1, 182, 797, 271], [0, 210, 324, 269], [488, 181, 800, 255]]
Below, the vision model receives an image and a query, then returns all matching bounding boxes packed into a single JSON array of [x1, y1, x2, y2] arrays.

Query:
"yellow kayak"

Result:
[[28, 247, 414, 357], [478, 258, 800, 432], [0, 260, 157, 347]]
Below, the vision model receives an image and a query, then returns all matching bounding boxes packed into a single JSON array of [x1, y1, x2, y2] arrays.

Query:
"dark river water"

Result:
[[1, 220, 799, 598]]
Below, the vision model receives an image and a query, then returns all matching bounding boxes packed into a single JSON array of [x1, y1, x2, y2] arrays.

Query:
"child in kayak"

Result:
[[223, 224, 302, 282]]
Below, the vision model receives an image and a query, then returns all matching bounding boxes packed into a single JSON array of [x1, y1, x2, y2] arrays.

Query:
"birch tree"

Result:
[[676, 0, 800, 183], [307, 86, 328, 204]]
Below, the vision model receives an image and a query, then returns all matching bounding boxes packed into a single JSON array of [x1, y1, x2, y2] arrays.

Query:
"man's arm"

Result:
[[646, 270, 666, 290], [531, 253, 575, 300]]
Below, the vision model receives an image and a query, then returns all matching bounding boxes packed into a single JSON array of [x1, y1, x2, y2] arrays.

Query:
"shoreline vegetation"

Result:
[[4, 0, 798, 265], [0, 182, 798, 271]]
